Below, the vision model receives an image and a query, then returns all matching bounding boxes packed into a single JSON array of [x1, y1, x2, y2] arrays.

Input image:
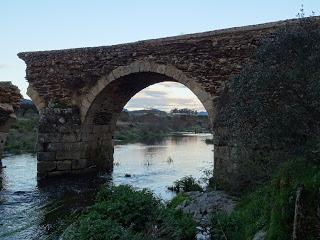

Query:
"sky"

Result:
[[1, 0, 320, 111]]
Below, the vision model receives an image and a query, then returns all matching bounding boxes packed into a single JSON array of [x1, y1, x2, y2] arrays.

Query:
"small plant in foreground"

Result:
[[168, 176, 203, 193], [167, 193, 191, 209]]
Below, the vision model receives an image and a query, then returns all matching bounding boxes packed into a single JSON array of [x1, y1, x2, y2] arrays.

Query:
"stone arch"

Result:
[[78, 61, 215, 173], [80, 61, 214, 124]]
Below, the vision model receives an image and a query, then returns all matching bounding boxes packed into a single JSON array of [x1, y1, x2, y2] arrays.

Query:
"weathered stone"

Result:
[[72, 159, 87, 169], [176, 190, 237, 227], [47, 170, 71, 177], [37, 161, 56, 172], [56, 160, 72, 170], [37, 152, 56, 161], [0, 82, 22, 161], [56, 151, 80, 160]]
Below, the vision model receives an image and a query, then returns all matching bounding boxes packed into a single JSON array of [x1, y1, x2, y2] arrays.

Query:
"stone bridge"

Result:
[[18, 17, 312, 189]]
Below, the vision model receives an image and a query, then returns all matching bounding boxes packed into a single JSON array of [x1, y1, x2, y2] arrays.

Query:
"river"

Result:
[[0, 133, 213, 240]]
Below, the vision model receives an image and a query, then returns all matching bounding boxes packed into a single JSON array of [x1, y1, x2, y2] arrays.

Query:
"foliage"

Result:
[[62, 185, 196, 240], [168, 176, 203, 193], [213, 17, 320, 188], [170, 108, 198, 115], [115, 110, 211, 144], [210, 156, 320, 239], [4, 117, 38, 154], [167, 193, 191, 209]]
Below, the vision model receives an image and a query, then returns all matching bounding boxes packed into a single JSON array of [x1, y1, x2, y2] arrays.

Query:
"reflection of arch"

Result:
[[80, 61, 213, 124]]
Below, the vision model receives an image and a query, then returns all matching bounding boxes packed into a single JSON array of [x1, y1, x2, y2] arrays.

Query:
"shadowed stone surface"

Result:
[[18, 17, 320, 188], [0, 82, 22, 163]]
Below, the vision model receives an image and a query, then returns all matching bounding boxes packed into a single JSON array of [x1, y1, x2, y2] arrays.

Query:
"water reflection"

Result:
[[0, 134, 213, 239], [112, 133, 213, 199]]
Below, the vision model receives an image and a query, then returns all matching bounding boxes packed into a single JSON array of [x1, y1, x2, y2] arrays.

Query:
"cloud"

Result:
[[160, 82, 188, 89], [125, 96, 205, 111], [142, 90, 168, 98], [124, 82, 206, 112], [0, 64, 16, 69]]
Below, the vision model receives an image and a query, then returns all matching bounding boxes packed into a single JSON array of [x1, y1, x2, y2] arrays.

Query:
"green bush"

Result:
[[213, 17, 320, 190], [4, 117, 38, 154], [167, 193, 190, 209], [63, 185, 196, 240], [210, 157, 320, 239], [168, 176, 203, 193], [62, 214, 143, 240]]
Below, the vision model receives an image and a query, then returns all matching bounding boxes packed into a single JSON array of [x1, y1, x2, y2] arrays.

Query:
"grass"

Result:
[[167, 193, 191, 209], [115, 126, 167, 144], [62, 185, 197, 240], [210, 156, 320, 239], [4, 117, 38, 154]]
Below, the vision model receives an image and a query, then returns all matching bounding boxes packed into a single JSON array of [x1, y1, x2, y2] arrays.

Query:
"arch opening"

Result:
[[81, 70, 214, 174]]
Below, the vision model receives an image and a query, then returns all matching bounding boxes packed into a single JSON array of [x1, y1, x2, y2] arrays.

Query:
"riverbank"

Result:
[[0, 134, 213, 239], [4, 108, 211, 154], [60, 155, 320, 240]]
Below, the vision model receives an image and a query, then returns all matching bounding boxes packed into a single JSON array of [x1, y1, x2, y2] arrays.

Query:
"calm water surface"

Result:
[[0, 134, 213, 240]]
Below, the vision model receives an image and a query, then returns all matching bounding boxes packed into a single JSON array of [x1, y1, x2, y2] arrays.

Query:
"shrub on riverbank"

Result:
[[62, 185, 196, 240], [168, 176, 203, 193], [210, 155, 320, 239], [4, 117, 38, 154]]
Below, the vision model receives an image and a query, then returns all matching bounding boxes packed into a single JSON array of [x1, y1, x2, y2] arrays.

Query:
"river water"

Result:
[[0, 133, 213, 240]]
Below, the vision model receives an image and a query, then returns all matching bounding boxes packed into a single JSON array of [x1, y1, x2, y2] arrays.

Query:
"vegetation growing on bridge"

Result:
[[211, 17, 320, 239], [214, 17, 320, 191], [210, 155, 320, 239]]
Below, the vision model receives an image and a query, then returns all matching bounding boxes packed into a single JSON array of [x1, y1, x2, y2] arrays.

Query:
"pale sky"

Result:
[[1, 0, 319, 111]]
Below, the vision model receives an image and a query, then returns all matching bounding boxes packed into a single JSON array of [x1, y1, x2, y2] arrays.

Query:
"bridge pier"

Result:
[[37, 106, 114, 179]]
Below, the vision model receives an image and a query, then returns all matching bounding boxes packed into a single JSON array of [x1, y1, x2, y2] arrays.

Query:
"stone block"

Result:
[[61, 133, 79, 142], [37, 161, 56, 172], [56, 150, 80, 160], [37, 152, 56, 161], [56, 160, 72, 170], [130, 61, 141, 73], [71, 167, 97, 175], [72, 159, 87, 169], [47, 170, 71, 177], [139, 61, 151, 72], [48, 142, 82, 152], [38, 133, 61, 143]]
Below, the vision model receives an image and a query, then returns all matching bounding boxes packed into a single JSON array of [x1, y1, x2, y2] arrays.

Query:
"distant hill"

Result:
[[16, 99, 38, 118], [20, 99, 33, 106], [128, 109, 167, 117], [197, 111, 208, 116]]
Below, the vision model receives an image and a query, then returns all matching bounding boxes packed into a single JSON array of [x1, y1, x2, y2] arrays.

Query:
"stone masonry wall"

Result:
[[0, 82, 22, 164]]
